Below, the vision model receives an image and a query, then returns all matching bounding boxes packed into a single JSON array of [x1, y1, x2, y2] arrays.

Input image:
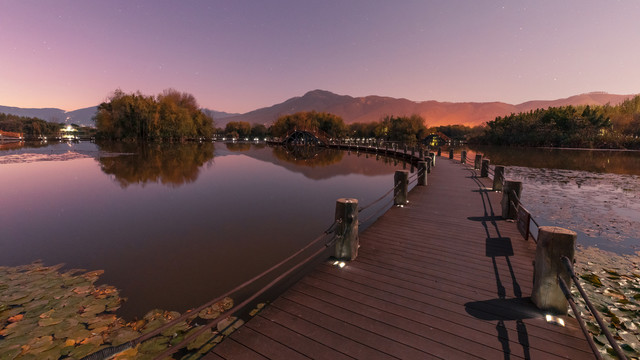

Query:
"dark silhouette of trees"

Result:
[[224, 121, 251, 138], [374, 115, 428, 145], [269, 111, 347, 138], [0, 113, 60, 137]]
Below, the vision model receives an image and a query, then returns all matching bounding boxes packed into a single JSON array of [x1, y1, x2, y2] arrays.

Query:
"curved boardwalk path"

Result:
[[206, 156, 593, 359]]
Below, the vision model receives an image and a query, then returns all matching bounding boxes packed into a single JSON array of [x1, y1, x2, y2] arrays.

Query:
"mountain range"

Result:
[[1, 90, 636, 128]]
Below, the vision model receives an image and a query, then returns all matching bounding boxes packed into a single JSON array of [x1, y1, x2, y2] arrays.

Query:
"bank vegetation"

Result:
[[471, 95, 640, 149]]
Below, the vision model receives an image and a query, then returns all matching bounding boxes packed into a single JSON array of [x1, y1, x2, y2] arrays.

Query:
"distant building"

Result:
[[59, 125, 79, 140]]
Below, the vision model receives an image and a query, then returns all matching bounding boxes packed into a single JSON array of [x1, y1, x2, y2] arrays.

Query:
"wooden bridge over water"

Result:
[[204, 149, 594, 359]]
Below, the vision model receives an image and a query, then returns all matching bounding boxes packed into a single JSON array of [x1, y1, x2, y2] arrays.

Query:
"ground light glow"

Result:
[[545, 314, 566, 327]]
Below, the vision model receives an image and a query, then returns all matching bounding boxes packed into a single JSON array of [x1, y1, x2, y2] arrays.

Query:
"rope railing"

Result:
[[467, 152, 626, 359], [81, 220, 340, 360], [560, 257, 628, 360], [84, 144, 432, 359], [358, 181, 403, 214]]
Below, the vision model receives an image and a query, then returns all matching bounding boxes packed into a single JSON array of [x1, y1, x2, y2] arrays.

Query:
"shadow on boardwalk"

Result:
[[207, 158, 593, 360]]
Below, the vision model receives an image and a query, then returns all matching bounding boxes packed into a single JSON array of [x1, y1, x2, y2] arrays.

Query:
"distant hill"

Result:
[[0, 105, 236, 128], [2, 91, 636, 128], [221, 90, 637, 127]]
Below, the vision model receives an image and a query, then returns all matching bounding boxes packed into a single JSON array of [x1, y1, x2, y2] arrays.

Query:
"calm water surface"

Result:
[[0, 141, 410, 319]]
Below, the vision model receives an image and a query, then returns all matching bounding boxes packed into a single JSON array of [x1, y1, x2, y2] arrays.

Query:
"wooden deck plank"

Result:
[[226, 325, 309, 360], [210, 156, 595, 360], [245, 314, 354, 360], [271, 297, 429, 359]]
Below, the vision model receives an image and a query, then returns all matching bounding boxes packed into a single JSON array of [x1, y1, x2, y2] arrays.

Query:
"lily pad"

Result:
[[581, 273, 604, 287], [187, 329, 215, 350], [138, 335, 169, 354]]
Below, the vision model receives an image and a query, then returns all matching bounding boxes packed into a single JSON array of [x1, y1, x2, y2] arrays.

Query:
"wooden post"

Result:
[[428, 152, 436, 166], [474, 154, 483, 170], [417, 161, 427, 186], [334, 198, 359, 261], [461, 150, 467, 164], [481, 159, 490, 177], [437, 147, 442, 156], [531, 226, 576, 314], [449, 148, 454, 159], [404, 145, 407, 154], [493, 165, 505, 191], [425, 157, 432, 173], [411, 146, 415, 157], [394, 170, 409, 206], [385, 142, 389, 153], [419, 148, 424, 159], [501, 180, 522, 219]]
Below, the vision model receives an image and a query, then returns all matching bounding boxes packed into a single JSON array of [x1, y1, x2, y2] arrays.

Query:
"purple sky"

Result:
[[1, 0, 639, 113]]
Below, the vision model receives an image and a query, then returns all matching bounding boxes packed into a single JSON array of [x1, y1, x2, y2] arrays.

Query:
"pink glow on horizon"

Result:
[[1, 1, 639, 113]]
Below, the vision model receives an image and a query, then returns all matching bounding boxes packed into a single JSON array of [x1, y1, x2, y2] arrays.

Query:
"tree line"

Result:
[[218, 112, 431, 145], [0, 113, 62, 137], [94, 89, 214, 141], [471, 95, 640, 149]]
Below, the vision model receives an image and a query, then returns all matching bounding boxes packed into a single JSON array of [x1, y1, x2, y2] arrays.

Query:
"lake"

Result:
[[468, 145, 640, 254], [2, 141, 639, 320], [0, 141, 412, 319]]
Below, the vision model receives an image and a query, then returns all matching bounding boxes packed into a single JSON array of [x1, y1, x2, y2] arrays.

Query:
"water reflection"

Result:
[[273, 145, 344, 165], [96, 142, 215, 188], [225, 142, 252, 152], [468, 146, 640, 176]]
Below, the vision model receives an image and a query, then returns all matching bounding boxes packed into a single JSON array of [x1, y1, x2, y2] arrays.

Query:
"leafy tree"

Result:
[[348, 122, 378, 138], [374, 115, 427, 145], [225, 121, 251, 138], [250, 124, 268, 138], [94, 89, 214, 141], [269, 111, 347, 138], [0, 113, 61, 137], [473, 103, 626, 148]]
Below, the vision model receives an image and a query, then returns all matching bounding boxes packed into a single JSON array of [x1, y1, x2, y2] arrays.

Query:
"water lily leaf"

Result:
[[38, 317, 64, 327], [109, 328, 140, 346], [88, 314, 117, 327], [221, 297, 234, 310], [26, 335, 57, 353], [111, 346, 139, 359], [621, 343, 639, 354], [24, 299, 50, 313], [138, 336, 169, 354], [143, 309, 165, 321], [8, 313, 24, 322], [2, 345, 22, 360], [4, 320, 38, 339], [160, 320, 190, 337], [143, 318, 169, 332], [69, 342, 103, 359], [81, 303, 106, 317], [1, 306, 24, 319], [217, 317, 243, 336], [581, 273, 604, 287], [198, 307, 220, 320], [80, 334, 104, 346], [187, 329, 215, 350]]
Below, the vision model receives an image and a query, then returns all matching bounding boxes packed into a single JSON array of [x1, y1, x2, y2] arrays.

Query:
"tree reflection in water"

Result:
[[273, 144, 344, 166], [97, 141, 215, 187]]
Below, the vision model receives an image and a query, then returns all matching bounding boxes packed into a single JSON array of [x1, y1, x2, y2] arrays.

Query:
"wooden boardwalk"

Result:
[[206, 156, 593, 359]]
